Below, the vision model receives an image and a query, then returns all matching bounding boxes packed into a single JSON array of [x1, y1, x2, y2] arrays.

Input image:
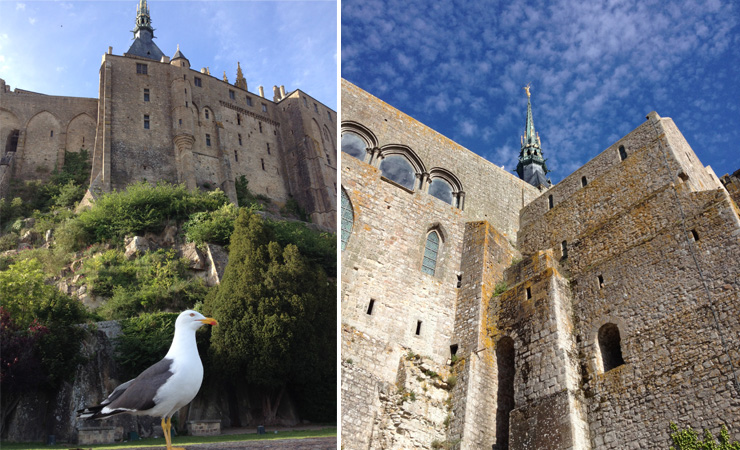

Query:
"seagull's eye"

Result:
[[189, 313, 195, 317]]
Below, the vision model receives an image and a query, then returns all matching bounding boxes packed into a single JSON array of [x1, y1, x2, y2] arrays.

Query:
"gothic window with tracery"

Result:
[[341, 189, 353, 251], [422, 230, 440, 275]]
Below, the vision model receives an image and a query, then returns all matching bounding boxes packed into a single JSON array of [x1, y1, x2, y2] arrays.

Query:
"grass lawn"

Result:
[[0, 427, 337, 450]]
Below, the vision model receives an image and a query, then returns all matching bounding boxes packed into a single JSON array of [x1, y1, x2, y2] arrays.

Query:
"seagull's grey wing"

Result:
[[78, 358, 173, 419], [105, 358, 174, 412]]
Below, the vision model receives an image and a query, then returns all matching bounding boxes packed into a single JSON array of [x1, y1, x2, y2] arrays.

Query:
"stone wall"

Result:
[[278, 89, 338, 229], [0, 79, 97, 189], [513, 112, 740, 448]]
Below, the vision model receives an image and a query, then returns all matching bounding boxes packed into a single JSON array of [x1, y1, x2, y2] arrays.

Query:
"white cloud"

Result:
[[28, 17, 36, 25], [16, 3, 25, 10]]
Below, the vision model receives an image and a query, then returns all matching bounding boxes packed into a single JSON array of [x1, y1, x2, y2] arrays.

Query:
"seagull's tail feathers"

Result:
[[77, 379, 135, 420]]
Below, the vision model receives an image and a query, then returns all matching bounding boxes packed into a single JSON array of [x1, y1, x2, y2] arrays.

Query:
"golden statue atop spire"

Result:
[[523, 82, 531, 98]]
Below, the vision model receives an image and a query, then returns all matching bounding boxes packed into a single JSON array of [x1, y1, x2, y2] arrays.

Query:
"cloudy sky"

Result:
[[342, 0, 739, 184], [0, 0, 337, 110]]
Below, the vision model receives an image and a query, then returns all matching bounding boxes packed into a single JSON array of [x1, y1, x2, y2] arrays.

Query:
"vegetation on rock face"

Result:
[[669, 423, 740, 450], [0, 257, 89, 426], [0, 150, 91, 231], [85, 249, 209, 320], [183, 202, 239, 247], [0, 178, 336, 428], [204, 210, 336, 423], [69, 182, 229, 247]]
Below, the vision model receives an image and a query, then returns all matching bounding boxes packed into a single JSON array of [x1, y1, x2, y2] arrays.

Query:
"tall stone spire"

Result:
[[126, 0, 165, 61], [516, 84, 551, 189]]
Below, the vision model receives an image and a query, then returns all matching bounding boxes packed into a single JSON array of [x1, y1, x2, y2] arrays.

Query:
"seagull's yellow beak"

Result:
[[199, 317, 218, 326]]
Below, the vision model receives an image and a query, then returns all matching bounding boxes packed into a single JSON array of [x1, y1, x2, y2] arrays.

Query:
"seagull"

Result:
[[78, 310, 218, 450]]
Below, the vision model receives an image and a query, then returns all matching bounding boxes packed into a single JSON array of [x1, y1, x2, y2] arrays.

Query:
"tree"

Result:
[[204, 210, 335, 423], [0, 258, 89, 434], [670, 422, 740, 450]]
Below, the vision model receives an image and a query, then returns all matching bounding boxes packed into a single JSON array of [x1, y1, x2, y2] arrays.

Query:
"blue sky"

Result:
[[342, 0, 740, 184], [0, 0, 337, 110]]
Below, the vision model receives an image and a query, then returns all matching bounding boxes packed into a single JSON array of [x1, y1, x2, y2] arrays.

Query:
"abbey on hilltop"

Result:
[[0, 0, 336, 230], [340, 78, 740, 450]]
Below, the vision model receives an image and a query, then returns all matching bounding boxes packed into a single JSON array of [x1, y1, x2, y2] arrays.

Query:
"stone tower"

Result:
[[515, 85, 550, 189]]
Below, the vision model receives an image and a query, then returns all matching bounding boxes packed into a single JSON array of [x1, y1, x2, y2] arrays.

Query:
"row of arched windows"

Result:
[[342, 122, 465, 209]]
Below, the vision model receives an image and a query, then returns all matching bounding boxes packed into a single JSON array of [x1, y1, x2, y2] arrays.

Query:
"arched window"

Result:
[[496, 336, 515, 450], [428, 168, 463, 209], [341, 132, 367, 161], [340, 189, 354, 251], [421, 230, 440, 275], [598, 323, 625, 372], [380, 155, 416, 190], [429, 178, 453, 205]]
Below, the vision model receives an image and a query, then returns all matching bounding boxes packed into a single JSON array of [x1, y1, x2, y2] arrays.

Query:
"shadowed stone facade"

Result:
[[0, 1, 336, 230], [340, 79, 740, 449]]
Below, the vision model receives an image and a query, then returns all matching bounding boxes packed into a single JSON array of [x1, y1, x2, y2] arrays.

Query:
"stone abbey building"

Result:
[[340, 78, 740, 449], [0, 0, 337, 230]]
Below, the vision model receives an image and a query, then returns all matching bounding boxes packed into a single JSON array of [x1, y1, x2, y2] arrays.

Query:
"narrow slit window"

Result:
[[456, 274, 462, 288], [548, 194, 554, 209], [259, 122, 263, 133], [238, 134, 242, 145], [450, 344, 458, 357], [237, 113, 241, 125], [143, 115, 150, 129], [598, 275, 604, 289], [415, 320, 422, 336], [261, 158, 265, 171], [690, 229, 699, 241], [581, 176, 588, 187], [526, 287, 532, 299], [366, 299, 375, 315], [561, 240, 568, 259], [234, 150, 238, 162], [266, 143, 270, 154], [205, 134, 211, 146], [205, 110, 209, 119], [619, 145, 627, 161], [144, 88, 150, 102]]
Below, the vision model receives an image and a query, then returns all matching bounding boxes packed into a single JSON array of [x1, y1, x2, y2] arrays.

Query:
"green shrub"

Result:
[[183, 203, 239, 247], [280, 196, 308, 222], [669, 422, 740, 450], [0, 258, 89, 388], [267, 219, 336, 275], [0, 232, 19, 251], [93, 249, 209, 320], [493, 280, 508, 297], [75, 182, 229, 243]]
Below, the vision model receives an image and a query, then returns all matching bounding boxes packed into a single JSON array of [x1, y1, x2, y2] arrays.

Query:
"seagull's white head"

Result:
[[176, 310, 218, 331]]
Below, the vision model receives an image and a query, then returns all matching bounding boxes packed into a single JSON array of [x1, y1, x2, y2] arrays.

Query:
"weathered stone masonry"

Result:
[[341, 78, 740, 450]]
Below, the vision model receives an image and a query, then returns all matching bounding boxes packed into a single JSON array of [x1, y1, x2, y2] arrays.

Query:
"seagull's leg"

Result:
[[161, 417, 172, 450], [168, 416, 186, 450]]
